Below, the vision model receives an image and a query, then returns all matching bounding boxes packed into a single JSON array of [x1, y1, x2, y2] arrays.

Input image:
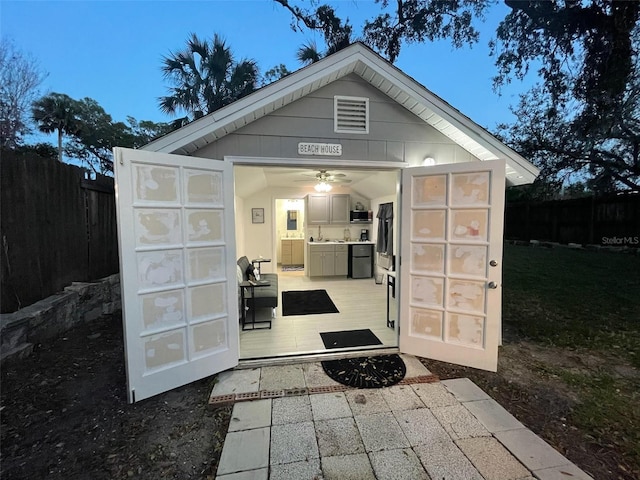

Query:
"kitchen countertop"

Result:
[[308, 240, 375, 245]]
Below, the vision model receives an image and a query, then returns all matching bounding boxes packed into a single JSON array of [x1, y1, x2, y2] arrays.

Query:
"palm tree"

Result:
[[31, 93, 79, 162], [296, 40, 322, 66], [295, 28, 354, 67], [159, 33, 259, 121]]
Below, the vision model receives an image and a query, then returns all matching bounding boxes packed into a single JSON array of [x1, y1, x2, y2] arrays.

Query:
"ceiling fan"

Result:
[[295, 169, 351, 192], [297, 169, 352, 184]]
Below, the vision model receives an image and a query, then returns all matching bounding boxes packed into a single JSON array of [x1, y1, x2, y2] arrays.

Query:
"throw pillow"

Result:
[[246, 264, 256, 282], [236, 265, 243, 285]]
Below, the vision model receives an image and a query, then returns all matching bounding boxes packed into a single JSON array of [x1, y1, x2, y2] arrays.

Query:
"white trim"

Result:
[[225, 155, 408, 170], [143, 43, 538, 185]]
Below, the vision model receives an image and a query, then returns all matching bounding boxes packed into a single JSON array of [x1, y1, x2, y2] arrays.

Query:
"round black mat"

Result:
[[321, 354, 406, 389]]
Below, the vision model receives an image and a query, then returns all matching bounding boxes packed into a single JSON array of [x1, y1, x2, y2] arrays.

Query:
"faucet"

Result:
[[318, 225, 323, 241]]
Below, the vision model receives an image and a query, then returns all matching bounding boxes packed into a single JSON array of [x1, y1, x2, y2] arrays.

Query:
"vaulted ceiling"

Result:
[[233, 166, 398, 199]]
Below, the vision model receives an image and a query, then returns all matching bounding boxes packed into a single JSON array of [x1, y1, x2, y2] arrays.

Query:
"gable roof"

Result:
[[143, 42, 538, 185]]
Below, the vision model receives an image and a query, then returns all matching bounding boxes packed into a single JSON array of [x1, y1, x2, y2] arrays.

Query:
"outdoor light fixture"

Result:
[[314, 181, 332, 192], [423, 156, 436, 166]]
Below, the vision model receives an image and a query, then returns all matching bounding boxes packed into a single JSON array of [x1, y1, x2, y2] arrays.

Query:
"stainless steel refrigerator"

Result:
[[349, 244, 373, 278]]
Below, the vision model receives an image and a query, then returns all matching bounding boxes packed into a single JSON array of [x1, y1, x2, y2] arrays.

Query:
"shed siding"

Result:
[[194, 74, 479, 165]]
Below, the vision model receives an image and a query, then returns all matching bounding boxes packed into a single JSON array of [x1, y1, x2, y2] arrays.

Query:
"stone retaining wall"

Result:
[[0, 274, 121, 362]]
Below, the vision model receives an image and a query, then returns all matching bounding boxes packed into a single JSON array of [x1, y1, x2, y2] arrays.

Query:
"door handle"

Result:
[[489, 260, 498, 267], [488, 281, 498, 289]]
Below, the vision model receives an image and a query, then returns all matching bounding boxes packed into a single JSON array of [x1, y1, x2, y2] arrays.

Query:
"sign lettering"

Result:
[[297, 142, 342, 156]]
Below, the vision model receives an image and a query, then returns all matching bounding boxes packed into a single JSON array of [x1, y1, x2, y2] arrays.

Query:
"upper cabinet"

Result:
[[329, 194, 350, 224], [306, 194, 350, 225]]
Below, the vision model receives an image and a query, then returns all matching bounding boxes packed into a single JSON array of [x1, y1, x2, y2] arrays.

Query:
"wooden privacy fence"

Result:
[[1, 153, 119, 313], [505, 194, 640, 246]]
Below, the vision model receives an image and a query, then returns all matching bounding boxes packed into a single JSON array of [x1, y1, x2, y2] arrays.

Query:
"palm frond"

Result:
[[296, 40, 322, 65]]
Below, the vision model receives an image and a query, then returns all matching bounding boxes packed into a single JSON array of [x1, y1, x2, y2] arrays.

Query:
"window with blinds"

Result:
[[334, 96, 369, 134]]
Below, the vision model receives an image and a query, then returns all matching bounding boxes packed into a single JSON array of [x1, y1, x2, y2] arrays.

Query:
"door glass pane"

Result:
[[134, 165, 178, 203], [448, 279, 485, 313], [448, 313, 484, 347], [135, 209, 182, 246], [191, 319, 227, 357], [410, 276, 444, 306], [141, 290, 185, 331], [412, 210, 446, 240], [187, 247, 225, 283], [137, 250, 184, 289], [185, 169, 223, 205], [451, 172, 489, 206], [411, 243, 445, 274], [410, 308, 443, 340], [186, 210, 223, 244], [188, 283, 226, 321], [144, 330, 186, 371], [451, 209, 488, 241], [449, 245, 487, 277], [413, 175, 446, 205]]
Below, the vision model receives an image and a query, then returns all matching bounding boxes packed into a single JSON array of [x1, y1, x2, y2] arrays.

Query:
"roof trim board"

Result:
[[143, 43, 538, 185]]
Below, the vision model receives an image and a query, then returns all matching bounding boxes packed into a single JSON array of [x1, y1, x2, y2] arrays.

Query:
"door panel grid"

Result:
[[115, 148, 238, 402], [400, 160, 505, 371]]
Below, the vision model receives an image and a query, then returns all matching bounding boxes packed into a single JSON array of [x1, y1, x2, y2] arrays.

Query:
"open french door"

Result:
[[399, 160, 505, 371], [114, 148, 238, 403]]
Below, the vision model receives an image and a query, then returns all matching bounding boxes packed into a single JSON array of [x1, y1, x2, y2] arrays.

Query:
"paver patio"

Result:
[[212, 355, 593, 480]]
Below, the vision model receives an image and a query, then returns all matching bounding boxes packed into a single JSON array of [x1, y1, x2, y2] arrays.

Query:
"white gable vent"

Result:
[[334, 96, 369, 134]]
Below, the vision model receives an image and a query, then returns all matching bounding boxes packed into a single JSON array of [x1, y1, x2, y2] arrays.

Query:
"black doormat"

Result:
[[321, 354, 406, 388], [282, 289, 339, 316], [320, 329, 382, 349]]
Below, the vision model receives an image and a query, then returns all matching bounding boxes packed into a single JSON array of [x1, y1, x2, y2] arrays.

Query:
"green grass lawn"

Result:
[[502, 244, 640, 473], [502, 244, 640, 365]]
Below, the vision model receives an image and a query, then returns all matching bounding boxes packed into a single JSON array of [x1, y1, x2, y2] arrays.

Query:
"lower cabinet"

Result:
[[334, 246, 348, 276], [308, 244, 348, 277], [281, 239, 304, 266]]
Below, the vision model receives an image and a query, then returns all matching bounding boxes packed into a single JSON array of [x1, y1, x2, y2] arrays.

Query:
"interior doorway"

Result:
[[274, 198, 306, 270]]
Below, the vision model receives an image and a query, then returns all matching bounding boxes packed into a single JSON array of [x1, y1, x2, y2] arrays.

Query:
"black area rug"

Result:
[[281, 265, 304, 271], [282, 289, 339, 316], [322, 354, 406, 388], [320, 329, 382, 349]]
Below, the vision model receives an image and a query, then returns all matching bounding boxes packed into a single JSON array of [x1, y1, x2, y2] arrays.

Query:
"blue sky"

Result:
[[2, 0, 534, 141]]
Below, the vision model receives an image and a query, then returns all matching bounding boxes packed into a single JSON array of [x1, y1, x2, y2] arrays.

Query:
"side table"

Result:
[[240, 280, 272, 330], [251, 258, 271, 276]]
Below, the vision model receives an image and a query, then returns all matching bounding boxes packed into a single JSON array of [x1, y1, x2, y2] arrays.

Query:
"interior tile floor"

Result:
[[240, 267, 398, 359]]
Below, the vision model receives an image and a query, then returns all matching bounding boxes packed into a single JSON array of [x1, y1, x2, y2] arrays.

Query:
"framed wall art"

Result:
[[251, 208, 264, 224]]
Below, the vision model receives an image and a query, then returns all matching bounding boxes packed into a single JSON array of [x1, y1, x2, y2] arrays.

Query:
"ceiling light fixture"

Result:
[[423, 156, 436, 166], [314, 181, 332, 192]]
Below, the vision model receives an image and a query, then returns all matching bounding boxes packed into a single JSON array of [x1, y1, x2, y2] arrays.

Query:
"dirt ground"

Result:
[[1, 314, 637, 479]]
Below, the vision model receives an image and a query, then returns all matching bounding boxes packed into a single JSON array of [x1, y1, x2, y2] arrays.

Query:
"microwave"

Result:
[[350, 210, 373, 223]]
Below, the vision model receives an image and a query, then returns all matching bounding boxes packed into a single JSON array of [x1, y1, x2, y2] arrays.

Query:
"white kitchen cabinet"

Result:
[[306, 194, 350, 225]]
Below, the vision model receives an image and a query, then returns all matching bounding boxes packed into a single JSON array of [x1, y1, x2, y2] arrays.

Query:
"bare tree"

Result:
[[0, 38, 47, 149]]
